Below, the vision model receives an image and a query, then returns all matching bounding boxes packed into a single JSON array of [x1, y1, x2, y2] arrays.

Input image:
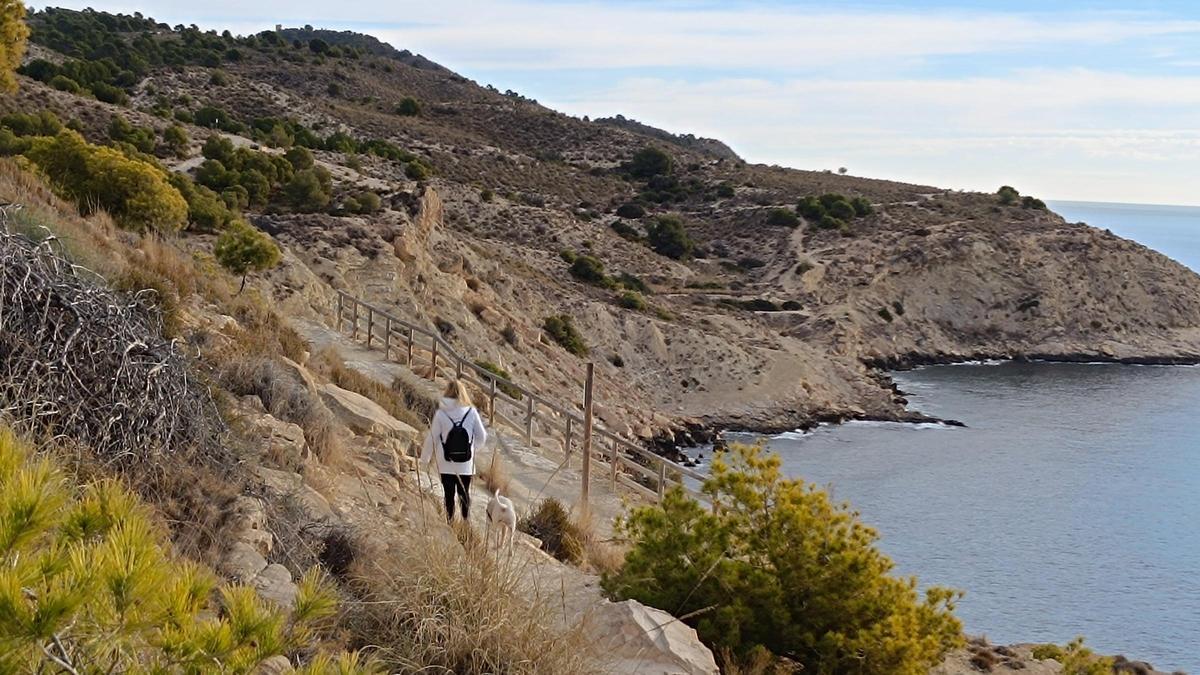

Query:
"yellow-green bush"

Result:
[[1032, 638, 1113, 674], [0, 427, 375, 672], [0, 0, 28, 93], [24, 130, 187, 232], [602, 443, 963, 674]]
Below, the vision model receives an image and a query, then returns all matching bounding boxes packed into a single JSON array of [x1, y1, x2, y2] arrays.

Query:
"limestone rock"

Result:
[[251, 564, 298, 607], [319, 382, 418, 438], [244, 411, 309, 466], [589, 600, 718, 675], [240, 528, 274, 557], [222, 541, 268, 582], [254, 655, 294, 675]]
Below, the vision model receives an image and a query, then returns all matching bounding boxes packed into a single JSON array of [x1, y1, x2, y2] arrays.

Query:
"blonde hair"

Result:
[[443, 378, 474, 407]]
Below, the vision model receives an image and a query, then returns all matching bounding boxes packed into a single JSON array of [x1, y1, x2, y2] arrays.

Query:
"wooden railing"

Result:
[[332, 290, 706, 505]]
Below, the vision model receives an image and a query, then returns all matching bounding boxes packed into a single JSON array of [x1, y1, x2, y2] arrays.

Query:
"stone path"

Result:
[[292, 317, 633, 538]]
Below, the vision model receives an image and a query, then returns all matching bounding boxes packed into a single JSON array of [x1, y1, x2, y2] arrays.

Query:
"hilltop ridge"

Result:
[[8, 6, 1200, 447]]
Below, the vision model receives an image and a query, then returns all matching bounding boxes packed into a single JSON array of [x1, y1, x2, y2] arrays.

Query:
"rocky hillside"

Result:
[[10, 6, 1200, 446]]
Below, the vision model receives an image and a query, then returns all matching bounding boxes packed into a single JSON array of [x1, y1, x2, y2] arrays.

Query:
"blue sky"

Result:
[[45, 1, 1200, 204]]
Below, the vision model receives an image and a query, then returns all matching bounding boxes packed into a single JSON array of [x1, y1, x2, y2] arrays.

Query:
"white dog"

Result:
[[486, 488, 517, 554]]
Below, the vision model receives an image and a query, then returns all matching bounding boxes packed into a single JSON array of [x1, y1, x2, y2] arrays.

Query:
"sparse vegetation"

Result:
[[474, 360, 522, 400], [618, 290, 647, 311], [1032, 638, 1114, 674], [623, 146, 674, 179], [604, 443, 963, 673], [765, 207, 799, 227], [519, 498, 586, 565], [645, 214, 694, 259], [214, 220, 282, 292], [395, 96, 421, 116], [543, 314, 588, 356], [569, 253, 607, 284]]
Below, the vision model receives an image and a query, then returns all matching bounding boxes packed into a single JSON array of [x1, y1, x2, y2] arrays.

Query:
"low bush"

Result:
[[615, 271, 650, 294], [474, 360, 522, 400], [623, 146, 674, 179], [615, 202, 645, 219], [610, 220, 641, 241], [997, 185, 1020, 205], [344, 528, 595, 673], [543, 315, 588, 356], [603, 443, 963, 672], [395, 96, 421, 116], [765, 207, 799, 227], [519, 498, 586, 565], [618, 290, 647, 311], [645, 214, 694, 259], [569, 254, 607, 284], [1032, 638, 1113, 674]]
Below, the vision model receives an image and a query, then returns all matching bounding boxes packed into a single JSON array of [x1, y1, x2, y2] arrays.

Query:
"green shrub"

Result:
[[208, 69, 229, 86], [543, 315, 588, 357], [474, 360, 522, 400], [618, 290, 646, 311], [90, 81, 127, 105], [284, 167, 332, 211], [395, 96, 421, 116], [1032, 638, 1113, 674], [1, 110, 62, 136], [615, 272, 649, 294], [0, 427, 372, 672], [480, 187, 494, 202], [569, 254, 606, 284], [25, 130, 187, 232], [715, 182, 735, 198], [603, 443, 963, 672], [48, 73, 80, 92], [997, 185, 1020, 205], [878, 307, 894, 322], [161, 124, 189, 157], [107, 115, 155, 153], [518, 498, 585, 565], [645, 215, 693, 259], [818, 214, 844, 230], [615, 202, 645, 219], [559, 249, 577, 264], [610, 221, 642, 243], [214, 220, 282, 291], [825, 197, 856, 220], [850, 196, 873, 216], [797, 195, 825, 220], [405, 159, 431, 180], [1022, 195, 1047, 210], [625, 146, 674, 179], [765, 207, 799, 227]]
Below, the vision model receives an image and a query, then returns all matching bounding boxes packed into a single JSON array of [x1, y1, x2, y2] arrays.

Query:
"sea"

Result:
[[698, 201, 1200, 671]]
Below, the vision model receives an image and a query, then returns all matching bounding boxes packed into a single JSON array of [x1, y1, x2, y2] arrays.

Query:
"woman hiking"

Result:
[[421, 379, 488, 522]]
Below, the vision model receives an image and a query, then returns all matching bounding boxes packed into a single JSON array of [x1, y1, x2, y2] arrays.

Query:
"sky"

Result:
[[43, 1, 1200, 205]]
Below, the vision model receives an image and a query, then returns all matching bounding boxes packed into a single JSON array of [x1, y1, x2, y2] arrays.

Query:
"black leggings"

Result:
[[440, 473, 472, 521]]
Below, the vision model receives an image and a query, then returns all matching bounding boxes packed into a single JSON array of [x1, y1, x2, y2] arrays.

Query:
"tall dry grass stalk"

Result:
[[476, 448, 512, 496], [345, 522, 600, 674]]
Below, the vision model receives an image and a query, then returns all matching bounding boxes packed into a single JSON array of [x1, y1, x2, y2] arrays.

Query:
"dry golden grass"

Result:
[[476, 448, 511, 496], [344, 527, 598, 674], [218, 355, 344, 465], [718, 648, 802, 675], [310, 347, 425, 430]]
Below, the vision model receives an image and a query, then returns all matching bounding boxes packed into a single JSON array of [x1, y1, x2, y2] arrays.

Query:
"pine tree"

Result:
[[0, 426, 377, 672], [0, 0, 29, 93], [214, 220, 282, 293]]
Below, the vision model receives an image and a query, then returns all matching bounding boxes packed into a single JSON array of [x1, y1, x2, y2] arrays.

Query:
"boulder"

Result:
[[244, 411, 309, 467], [222, 541, 268, 582], [251, 564, 298, 607], [319, 382, 418, 438], [254, 655, 294, 674], [588, 600, 718, 675]]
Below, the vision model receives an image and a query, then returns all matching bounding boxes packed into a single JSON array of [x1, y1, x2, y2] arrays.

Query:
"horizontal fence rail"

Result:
[[332, 290, 705, 505]]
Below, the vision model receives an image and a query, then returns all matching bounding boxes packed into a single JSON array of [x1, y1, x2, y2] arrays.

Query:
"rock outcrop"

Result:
[[589, 600, 719, 675]]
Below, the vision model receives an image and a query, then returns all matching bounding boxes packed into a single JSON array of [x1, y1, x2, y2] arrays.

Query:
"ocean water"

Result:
[[715, 202, 1200, 671]]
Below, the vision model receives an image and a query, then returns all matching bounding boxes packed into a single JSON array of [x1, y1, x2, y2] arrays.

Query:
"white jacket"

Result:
[[420, 398, 487, 476]]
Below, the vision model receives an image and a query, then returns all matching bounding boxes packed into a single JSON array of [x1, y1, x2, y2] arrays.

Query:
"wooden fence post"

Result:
[[524, 398, 534, 447], [657, 461, 667, 501], [351, 299, 359, 339], [488, 378, 497, 425], [335, 293, 343, 332], [610, 437, 619, 488], [580, 363, 594, 511], [406, 328, 414, 366], [383, 317, 392, 359], [430, 339, 439, 380], [563, 416, 573, 463], [365, 307, 374, 348]]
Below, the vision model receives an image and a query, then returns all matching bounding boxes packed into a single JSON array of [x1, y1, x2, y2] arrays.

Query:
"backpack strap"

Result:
[[456, 409, 472, 426]]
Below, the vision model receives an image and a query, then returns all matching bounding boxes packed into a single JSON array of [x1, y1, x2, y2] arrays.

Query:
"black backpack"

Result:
[[441, 409, 474, 463]]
